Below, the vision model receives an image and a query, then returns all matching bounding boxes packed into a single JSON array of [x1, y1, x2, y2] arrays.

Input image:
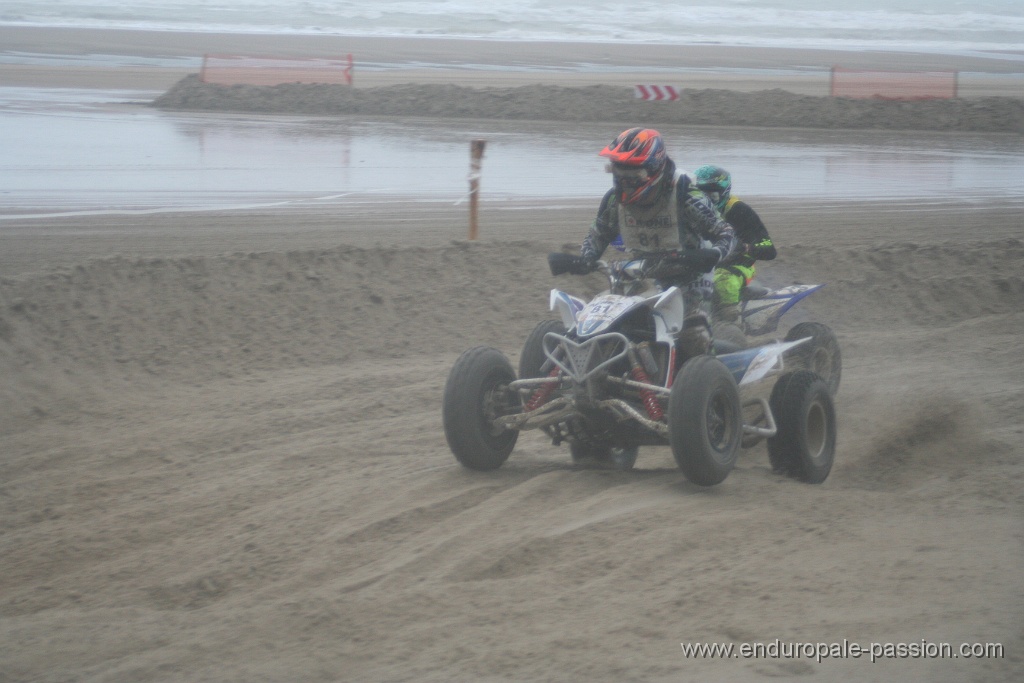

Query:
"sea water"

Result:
[[2, 0, 1023, 57]]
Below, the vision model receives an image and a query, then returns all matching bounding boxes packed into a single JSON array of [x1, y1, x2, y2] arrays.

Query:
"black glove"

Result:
[[548, 252, 596, 276], [570, 257, 598, 275], [692, 247, 722, 271], [650, 249, 720, 280]]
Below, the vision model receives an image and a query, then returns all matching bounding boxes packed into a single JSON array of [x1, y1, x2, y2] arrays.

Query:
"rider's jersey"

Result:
[[582, 169, 737, 271], [617, 169, 692, 252]]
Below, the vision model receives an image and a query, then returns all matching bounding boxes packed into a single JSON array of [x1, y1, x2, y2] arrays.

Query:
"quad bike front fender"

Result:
[[550, 288, 587, 331], [646, 286, 685, 342]]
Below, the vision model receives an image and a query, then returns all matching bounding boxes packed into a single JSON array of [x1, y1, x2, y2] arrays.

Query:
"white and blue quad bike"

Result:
[[442, 253, 839, 486], [710, 279, 842, 397]]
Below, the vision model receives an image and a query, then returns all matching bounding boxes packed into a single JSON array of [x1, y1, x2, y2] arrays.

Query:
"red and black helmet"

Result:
[[599, 128, 669, 205]]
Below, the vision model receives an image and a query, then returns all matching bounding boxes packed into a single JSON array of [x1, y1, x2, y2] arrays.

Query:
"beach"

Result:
[[1, 26, 1023, 683]]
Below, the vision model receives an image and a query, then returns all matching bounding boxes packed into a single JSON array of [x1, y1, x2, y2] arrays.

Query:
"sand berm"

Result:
[[153, 74, 1024, 133]]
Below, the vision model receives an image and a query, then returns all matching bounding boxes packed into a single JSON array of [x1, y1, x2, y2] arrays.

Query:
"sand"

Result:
[[1, 27, 1023, 683]]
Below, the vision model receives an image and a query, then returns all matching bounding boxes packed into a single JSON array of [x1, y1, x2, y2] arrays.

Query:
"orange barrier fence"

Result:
[[200, 54, 354, 86], [830, 67, 957, 100]]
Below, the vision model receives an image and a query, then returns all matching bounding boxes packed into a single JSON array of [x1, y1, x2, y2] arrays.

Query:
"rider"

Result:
[[693, 164, 777, 323], [578, 128, 737, 359]]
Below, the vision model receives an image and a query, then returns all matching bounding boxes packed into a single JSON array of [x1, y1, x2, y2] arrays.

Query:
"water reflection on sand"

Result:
[[2, 87, 1022, 217]]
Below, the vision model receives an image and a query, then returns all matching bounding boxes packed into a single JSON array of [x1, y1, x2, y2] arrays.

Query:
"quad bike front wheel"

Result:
[[443, 346, 521, 471], [784, 322, 841, 396], [518, 318, 566, 379], [767, 370, 837, 484], [669, 355, 743, 486]]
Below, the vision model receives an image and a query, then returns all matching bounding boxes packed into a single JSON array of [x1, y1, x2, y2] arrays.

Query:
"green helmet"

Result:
[[694, 164, 732, 213]]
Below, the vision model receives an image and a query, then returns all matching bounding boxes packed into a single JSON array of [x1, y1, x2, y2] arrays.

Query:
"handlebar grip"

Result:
[[548, 252, 594, 276]]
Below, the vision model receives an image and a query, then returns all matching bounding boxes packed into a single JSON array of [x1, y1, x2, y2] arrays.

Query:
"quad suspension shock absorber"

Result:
[[628, 347, 664, 421], [525, 367, 560, 411]]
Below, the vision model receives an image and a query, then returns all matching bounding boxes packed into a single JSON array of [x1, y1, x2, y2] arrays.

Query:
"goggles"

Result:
[[607, 163, 650, 190]]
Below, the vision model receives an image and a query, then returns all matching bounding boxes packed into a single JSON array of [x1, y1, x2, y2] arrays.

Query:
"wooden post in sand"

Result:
[[468, 139, 486, 240]]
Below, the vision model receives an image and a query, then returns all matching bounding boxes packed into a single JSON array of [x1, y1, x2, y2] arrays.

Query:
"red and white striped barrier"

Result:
[[634, 85, 680, 101]]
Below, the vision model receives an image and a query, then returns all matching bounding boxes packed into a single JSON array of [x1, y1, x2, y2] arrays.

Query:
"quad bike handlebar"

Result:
[[548, 249, 720, 283]]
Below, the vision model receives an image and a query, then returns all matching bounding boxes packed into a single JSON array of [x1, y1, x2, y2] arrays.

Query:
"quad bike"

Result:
[[711, 280, 842, 396], [442, 252, 838, 486]]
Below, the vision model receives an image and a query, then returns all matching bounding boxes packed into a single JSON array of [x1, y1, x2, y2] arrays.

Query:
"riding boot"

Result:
[[677, 324, 711, 362], [715, 303, 741, 323]]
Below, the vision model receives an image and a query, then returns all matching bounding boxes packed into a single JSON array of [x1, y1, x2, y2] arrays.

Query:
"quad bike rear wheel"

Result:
[[668, 355, 743, 486], [443, 346, 520, 471], [767, 370, 837, 484], [784, 322, 841, 396]]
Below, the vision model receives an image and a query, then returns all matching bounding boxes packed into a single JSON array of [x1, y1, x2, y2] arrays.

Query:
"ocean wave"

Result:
[[2, 0, 1024, 54]]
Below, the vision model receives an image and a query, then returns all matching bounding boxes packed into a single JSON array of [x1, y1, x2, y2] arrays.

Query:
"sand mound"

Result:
[[152, 75, 1024, 134], [2, 236, 1021, 432], [0, 241, 557, 433], [776, 238, 1024, 328]]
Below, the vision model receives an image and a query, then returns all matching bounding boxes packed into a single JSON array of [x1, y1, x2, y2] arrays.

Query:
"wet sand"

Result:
[[1, 26, 1023, 683]]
